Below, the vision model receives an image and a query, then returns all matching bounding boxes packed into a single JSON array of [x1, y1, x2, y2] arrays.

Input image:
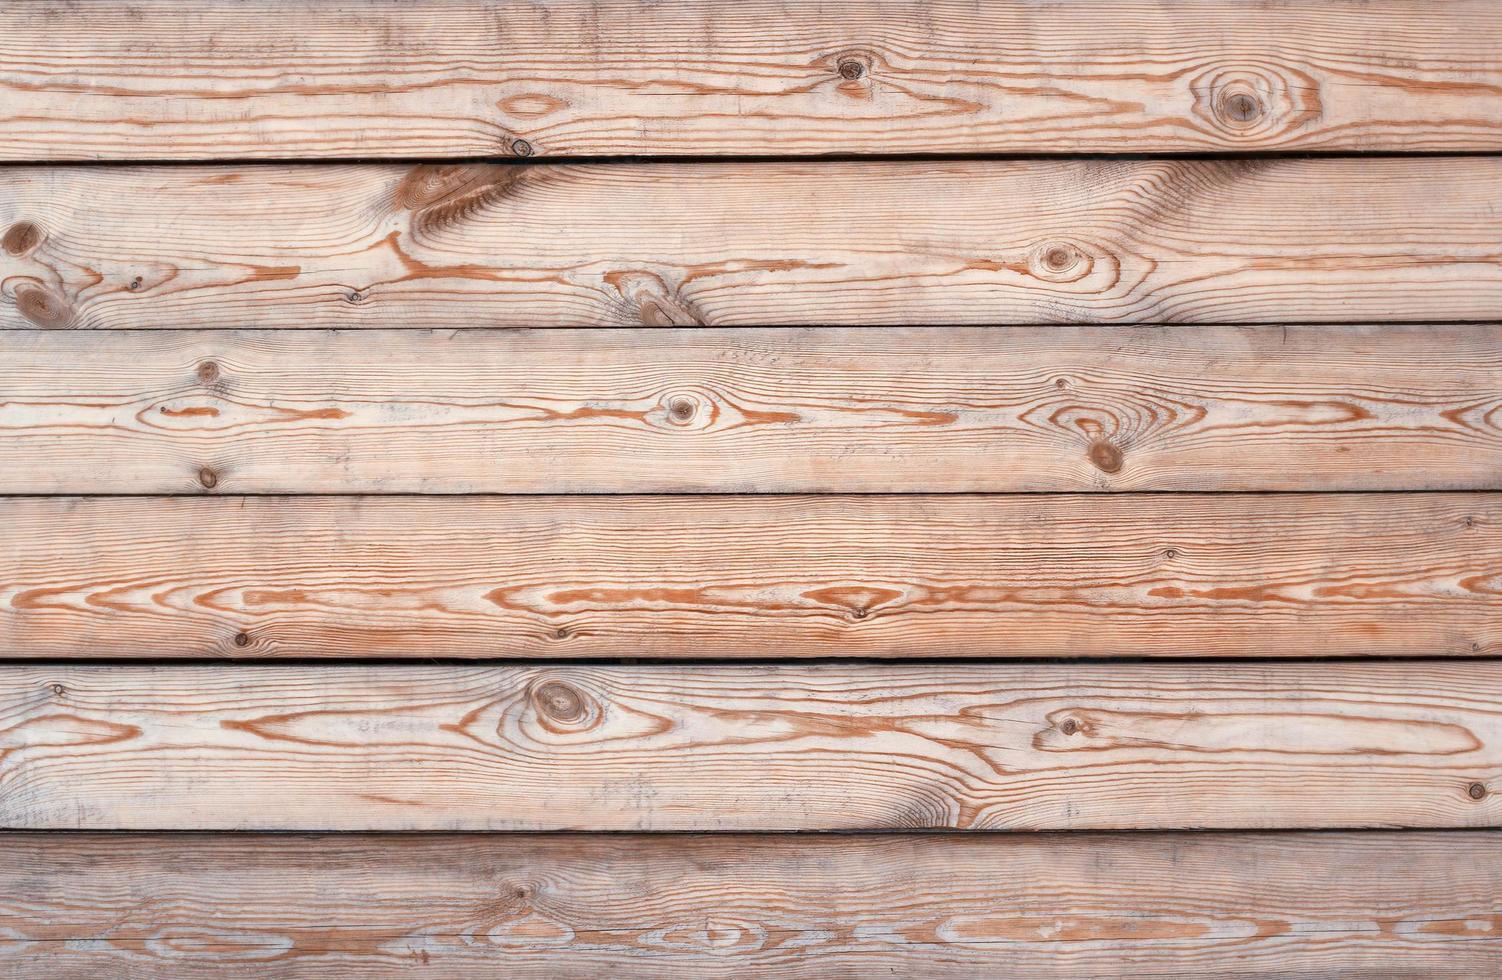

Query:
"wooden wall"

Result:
[[1, 1, 1499, 975]]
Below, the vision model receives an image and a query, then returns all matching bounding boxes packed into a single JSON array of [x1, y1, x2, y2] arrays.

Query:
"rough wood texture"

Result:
[[5, 325, 1501, 493], [5, 1, 1502, 160], [3, 494, 1495, 661], [2, 662, 1498, 831], [5, 159, 1502, 329], [2, 832, 1499, 977]]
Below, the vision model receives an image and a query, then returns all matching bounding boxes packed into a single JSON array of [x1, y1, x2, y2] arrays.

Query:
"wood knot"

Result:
[[3, 221, 42, 256], [604, 270, 705, 327], [233, 631, 251, 647], [828, 51, 874, 99], [345, 290, 364, 304], [533, 681, 588, 723], [1029, 241, 1092, 283], [1034, 711, 1096, 749], [1219, 91, 1263, 124], [1189, 64, 1322, 141], [197, 466, 219, 489], [1468, 781, 1488, 801], [1088, 440, 1124, 474], [127, 276, 143, 291], [510, 138, 535, 158], [394, 163, 527, 235], [553, 626, 571, 640], [50, 683, 65, 696], [1163, 547, 1179, 559], [197, 361, 220, 384], [1042, 246, 1076, 273], [13, 282, 74, 328], [660, 392, 713, 429]]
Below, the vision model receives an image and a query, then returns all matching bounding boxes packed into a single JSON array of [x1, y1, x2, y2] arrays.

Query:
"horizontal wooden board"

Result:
[[2, 494, 1495, 660], [2, 832, 1498, 978], [2, 662, 1499, 831], [5, 1, 1502, 160], [5, 159, 1502, 328], [4, 325, 1501, 493]]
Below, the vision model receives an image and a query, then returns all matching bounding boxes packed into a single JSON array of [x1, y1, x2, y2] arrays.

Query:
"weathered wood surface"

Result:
[[5, 0, 1502, 160], [2, 832, 1499, 978], [5, 160, 1502, 329], [3, 494, 1494, 660], [5, 325, 1501, 493], [2, 662, 1498, 831]]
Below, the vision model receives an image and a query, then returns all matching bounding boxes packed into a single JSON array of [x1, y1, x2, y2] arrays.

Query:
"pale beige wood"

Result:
[[4, 325, 1501, 492], [2, 662, 1498, 831], [2, 832, 1499, 977], [2, 494, 1494, 660], [4, 160, 1501, 329], [5, 1, 1502, 160]]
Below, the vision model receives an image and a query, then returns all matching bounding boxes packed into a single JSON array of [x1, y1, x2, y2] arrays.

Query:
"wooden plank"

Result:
[[2, 662, 1498, 831], [5, 1, 1502, 160], [4, 159, 1501, 329], [2, 832, 1498, 977], [5, 325, 1501, 493], [2, 494, 1494, 661]]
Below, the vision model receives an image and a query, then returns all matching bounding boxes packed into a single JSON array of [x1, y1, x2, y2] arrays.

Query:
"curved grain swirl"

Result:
[[0, 662, 1498, 831], [1, 494, 1495, 660]]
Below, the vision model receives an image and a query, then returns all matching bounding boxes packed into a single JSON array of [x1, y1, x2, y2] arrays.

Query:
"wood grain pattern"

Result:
[[5, 0, 1502, 160], [3, 494, 1495, 660], [4, 325, 1501, 493], [2, 832, 1499, 977], [2, 662, 1499, 831], [5, 159, 1502, 329]]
